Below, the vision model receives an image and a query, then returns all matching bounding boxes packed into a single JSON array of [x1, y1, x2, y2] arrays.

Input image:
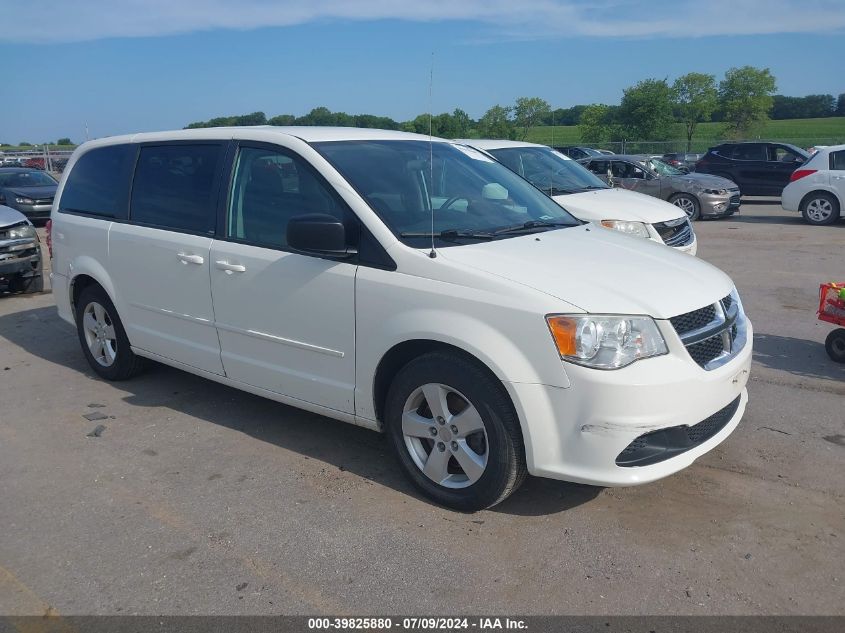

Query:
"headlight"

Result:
[[703, 188, 727, 195], [15, 196, 35, 204], [600, 219, 651, 239], [546, 314, 668, 369], [7, 223, 37, 239]]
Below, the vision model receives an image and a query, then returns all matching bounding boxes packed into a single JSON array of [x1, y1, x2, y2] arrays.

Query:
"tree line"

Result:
[[183, 67, 842, 151]]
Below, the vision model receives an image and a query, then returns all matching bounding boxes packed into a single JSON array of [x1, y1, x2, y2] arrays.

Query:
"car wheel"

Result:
[[9, 271, 43, 294], [385, 352, 527, 511], [75, 285, 144, 380], [670, 194, 701, 221], [825, 329, 845, 364], [801, 193, 840, 226]]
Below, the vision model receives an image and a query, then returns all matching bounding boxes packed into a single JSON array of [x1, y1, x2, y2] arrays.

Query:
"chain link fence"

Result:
[[538, 137, 845, 155]]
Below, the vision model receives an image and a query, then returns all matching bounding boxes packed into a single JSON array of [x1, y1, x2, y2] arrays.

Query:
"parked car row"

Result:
[[47, 126, 752, 510]]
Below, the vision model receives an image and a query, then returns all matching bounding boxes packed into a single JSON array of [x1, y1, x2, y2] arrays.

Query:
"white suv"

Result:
[[51, 127, 752, 510], [458, 140, 697, 254], [782, 144, 844, 225]]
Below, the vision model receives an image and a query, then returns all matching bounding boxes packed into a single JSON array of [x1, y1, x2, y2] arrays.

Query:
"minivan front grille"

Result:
[[653, 217, 695, 247], [670, 304, 717, 335], [669, 293, 747, 370]]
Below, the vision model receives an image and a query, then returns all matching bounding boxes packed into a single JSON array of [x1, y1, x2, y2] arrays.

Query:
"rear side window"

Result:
[[732, 144, 767, 161], [60, 145, 135, 218], [130, 144, 223, 233], [830, 151, 845, 171]]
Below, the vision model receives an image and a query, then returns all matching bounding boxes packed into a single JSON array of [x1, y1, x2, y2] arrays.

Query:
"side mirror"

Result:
[[287, 213, 354, 258]]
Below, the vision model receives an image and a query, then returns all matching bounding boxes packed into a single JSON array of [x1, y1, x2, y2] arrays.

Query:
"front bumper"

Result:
[[699, 191, 741, 217], [504, 319, 752, 486], [0, 239, 42, 278]]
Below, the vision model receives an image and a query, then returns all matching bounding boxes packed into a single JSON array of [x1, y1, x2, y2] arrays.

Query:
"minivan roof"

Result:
[[78, 126, 448, 148]]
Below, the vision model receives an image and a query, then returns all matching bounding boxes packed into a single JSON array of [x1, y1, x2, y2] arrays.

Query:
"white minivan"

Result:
[[51, 127, 751, 510], [458, 139, 697, 254]]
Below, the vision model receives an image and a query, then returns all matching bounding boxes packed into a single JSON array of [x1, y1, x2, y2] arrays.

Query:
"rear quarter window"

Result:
[[830, 151, 845, 171], [59, 145, 136, 218]]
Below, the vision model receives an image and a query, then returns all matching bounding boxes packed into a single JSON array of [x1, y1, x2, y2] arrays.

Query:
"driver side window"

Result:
[[771, 146, 800, 163], [227, 146, 345, 250]]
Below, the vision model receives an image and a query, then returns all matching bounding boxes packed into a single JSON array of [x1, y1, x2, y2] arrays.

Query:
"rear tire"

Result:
[[670, 193, 701, 221], [75, 285, 144, 380], [801, 192, 840, 226], [825, 329, 845, 364], [384, 352, 527, 511]]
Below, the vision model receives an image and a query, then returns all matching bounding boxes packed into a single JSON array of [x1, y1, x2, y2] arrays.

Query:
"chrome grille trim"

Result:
[[653, 217, 695, 248]]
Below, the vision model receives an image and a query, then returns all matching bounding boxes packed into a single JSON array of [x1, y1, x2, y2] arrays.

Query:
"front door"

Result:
[[610, 160, 662, 198], [767, 145, 805, 194], [109, 142, 226, 375], [209, 144, 357, 414]]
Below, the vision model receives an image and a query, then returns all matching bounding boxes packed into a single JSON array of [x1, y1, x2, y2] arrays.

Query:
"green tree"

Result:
[[578, 104, 613, 144], [451, 108, 472, 137], [719, 66, 777, 138], [618, 79, 674, 141], [18, 142, 32, 147], [478, 105, 514, 139], [672, 73, 718, 151], [268, 114, 296, 126], [513, 97, 551, 141], [837, 93, 845, 116], [56, 137, 73, 146]]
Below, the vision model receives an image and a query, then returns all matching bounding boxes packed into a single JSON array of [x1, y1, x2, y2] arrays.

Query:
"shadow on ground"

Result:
[[0, 304, 601, 516], [753, 332, 845, 382]]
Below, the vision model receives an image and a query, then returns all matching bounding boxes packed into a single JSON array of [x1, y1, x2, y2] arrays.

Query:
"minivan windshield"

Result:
[[313, 140, 580, 246], [486, 146, 609, 195]]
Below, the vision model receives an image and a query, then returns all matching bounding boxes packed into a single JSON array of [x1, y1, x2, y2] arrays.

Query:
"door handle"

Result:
[[177, 253, 204, 265], [215, 260, 246, 274]]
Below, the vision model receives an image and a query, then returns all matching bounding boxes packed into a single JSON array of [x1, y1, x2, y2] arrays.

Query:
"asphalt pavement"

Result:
[[0, 201, 843, 616]]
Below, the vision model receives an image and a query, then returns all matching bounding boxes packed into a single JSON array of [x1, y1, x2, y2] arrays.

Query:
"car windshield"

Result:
[[0, 170, 58, 188], [313, 140, 580, 246], [486, 146, 608, 195], [642, 158, 683, 176]]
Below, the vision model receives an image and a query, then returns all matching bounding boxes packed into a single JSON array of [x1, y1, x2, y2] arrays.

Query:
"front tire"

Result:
[[385, 352, 526, 511], [825, 329, 845, 363], [671, 193, 701, 221], [75, 285, 144, 380], [801, 192, 840, 226]]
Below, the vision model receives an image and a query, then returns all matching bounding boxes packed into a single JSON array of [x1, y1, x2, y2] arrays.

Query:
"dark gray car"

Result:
[[0, 204, 43, 293], [579, 155, 740, 220], [0, 167, 59, 223]]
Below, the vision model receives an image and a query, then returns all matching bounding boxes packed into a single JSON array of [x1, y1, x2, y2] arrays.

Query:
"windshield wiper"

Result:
[[494, 220, 572, 235], [539, 186, 576, 196], [400, 229, 494, 241], [576, 185, 607, 190]]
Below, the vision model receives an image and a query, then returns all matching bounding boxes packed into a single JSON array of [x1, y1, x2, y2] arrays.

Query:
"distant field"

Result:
[[527, 117, 845, 150]]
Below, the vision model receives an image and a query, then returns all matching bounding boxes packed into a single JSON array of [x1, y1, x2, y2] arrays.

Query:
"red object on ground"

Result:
[[817, 282, 845, 326]]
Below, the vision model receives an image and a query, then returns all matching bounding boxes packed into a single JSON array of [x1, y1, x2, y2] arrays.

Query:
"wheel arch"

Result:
[[799, 188, 841, 212], [68, 257, 119, 319]]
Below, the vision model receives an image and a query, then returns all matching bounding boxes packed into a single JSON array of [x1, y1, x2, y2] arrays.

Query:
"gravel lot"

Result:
[[1, 201, 843, 616]]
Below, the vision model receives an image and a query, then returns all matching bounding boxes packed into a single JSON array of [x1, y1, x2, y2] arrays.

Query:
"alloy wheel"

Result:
[[806, 198, 833, 223], [673, 196, 697, 218], [401, 383, 489, 489], [82, 301, 117, 367]]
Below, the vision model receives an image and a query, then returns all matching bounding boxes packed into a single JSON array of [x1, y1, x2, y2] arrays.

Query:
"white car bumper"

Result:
[[505, 318, 752, 486]]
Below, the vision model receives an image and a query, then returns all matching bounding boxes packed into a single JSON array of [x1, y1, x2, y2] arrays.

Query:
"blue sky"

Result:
[[2, 0, 844, 144]]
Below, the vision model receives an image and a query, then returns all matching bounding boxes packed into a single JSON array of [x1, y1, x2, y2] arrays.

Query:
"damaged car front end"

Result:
[[0, 204, 43, 294]]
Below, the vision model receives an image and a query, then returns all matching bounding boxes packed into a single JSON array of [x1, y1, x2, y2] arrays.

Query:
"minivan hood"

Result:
[[553, 188, 685, 224], [437, 225, 733, 318], [0, 204, 28, 228]]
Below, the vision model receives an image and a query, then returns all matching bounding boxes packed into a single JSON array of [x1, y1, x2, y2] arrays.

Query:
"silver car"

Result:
[[0, 204, 43, 293], [579, 155, 740, 220]]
